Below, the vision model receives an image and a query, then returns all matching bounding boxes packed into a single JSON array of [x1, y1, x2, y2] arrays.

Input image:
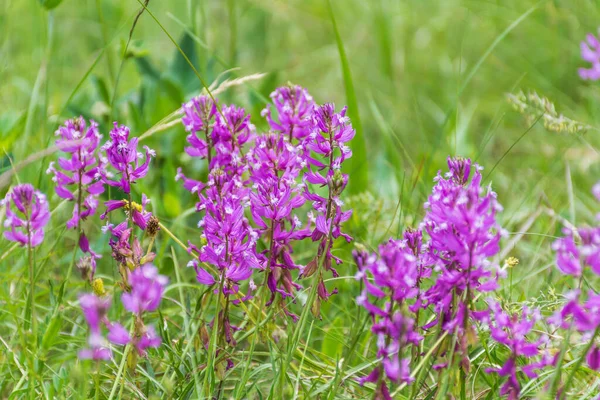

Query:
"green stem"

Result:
[[94, 361, 101, 400], [107, 342, 130, 400]]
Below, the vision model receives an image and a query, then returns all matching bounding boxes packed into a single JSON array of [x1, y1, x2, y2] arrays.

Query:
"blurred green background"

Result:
[[2, 0, 600, 318]]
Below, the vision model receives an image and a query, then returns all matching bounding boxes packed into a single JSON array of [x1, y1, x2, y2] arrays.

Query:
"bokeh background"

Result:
[[2, 2, 600, 394]]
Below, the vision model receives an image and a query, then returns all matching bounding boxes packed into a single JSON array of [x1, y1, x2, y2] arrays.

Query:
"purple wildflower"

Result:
[[182, 95, 217, 164], [484, 300, 550, 400], [354, 234, 425, 396], [263, 85, 315, 141], [101, 122, 155, 194], [78, 293, 112, 361], [579, 30, 600, 81], [2, 184, 50, 247], [248, 132, 307, 313], [106, 265, 167, 357], [421, 157, 504, 334], [121, 264, 168, 314], [48, 117, 106, 228], [552, 227, 600, 277], [48, 117, 106, 278], [549, 290, 600, 370], [190, 169, 260, 295], [301, 103, 354, 309]]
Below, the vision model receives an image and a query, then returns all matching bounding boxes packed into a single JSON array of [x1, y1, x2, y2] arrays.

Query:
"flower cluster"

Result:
[[78, 265, 166, 361], [552, 226, 600, 276], [301, 103, 354, 311], [579, 30, 600, 81], [100, 122, 154, 195], [48, 117, 106, 279], [354, 231, 425, 398], [190, 169, 260, 296], [263, 84, 315, 141], [48, 117, 106, 228], [2, 183, 50, 247], [483, 300, 550, 400], [421, 157, 504, 334], [107, 265, 166, 358], [78, 293, 113, 361], [248, 132, 307, 312]]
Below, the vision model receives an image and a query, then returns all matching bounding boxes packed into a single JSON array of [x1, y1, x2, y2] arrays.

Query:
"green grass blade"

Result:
[[326, 0, 368, 194]]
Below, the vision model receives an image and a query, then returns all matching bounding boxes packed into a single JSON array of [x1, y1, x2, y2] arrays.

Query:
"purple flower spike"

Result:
[[301, 103, 355, 305], [248, 132, 307, 309], [2, 183, 50, 247], [182, 95, 217, 159], [263, 85, 315, 141], [121, 264, 168, 314], [485, 300, 550, 400], [101, 122, 155, 194], [421, 157, 504, 335], [354, 232, 425, 394], [579, 31, 600, 81], [48, 117, 106, 226]]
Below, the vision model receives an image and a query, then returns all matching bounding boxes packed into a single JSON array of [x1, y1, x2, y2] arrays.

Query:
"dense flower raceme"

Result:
[[551, 183, 600, 372], [179, 96, 254, 180], [190, 169, 260, 295], [48, 117, 106, 228], [248, 132, 307, 311], [421, 157, 504, 336], [483, 300, 550, 400], [579, 30, 600, 81], [99, 123, 154, 230], [263, 84, 315, 141], [2, 183, 50, 247], [354, 231, 426, 398], [48, 117, 106, 279], [301, 103, 354, 307], [100, 122, 155, 195]]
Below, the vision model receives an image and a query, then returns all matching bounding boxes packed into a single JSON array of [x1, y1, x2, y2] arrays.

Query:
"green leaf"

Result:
[[41, 310, 62, 350], [169, 32, 200, 92], [326, 0, 368, 194]]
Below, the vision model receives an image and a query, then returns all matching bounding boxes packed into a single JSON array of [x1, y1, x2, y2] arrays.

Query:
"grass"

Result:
[[2, 0, 600, 398]]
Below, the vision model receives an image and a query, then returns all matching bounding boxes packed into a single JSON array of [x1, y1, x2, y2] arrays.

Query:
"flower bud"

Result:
[[302, 258, 318, 278]]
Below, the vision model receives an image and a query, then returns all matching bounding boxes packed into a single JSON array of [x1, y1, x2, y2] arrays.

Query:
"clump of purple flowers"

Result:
[[78, 293, 113, 361], [2, 183, 50, 247], [106, 264, 166, 360], [100, 122, 154, 195], [483, 300, 550, 400], [263, 84, 315, 141], [48, 117, 106, 280], [354, 231, 425, 398], [78, 265, 166, 362], [301, 103, 354, 314], [248, 132, 306, 315], [421, 157, 503, 345], [579, 30, 600, 81]]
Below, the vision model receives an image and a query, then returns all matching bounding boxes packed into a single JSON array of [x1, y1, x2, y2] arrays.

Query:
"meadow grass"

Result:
[[2, 0, 600, 398]]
